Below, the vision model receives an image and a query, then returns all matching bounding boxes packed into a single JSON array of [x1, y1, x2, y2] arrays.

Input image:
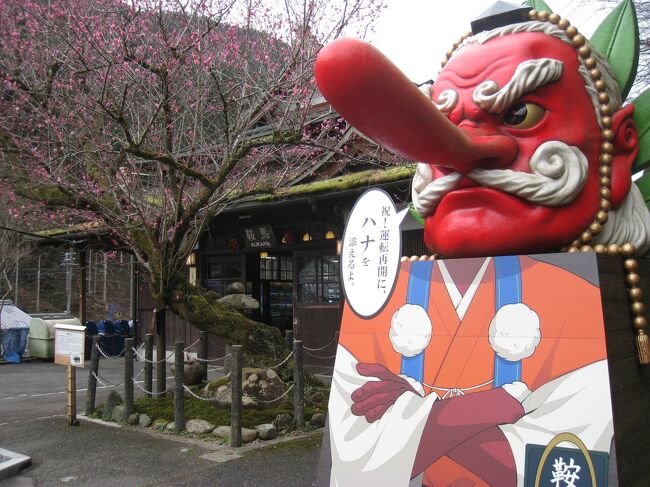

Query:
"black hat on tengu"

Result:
[[471, 1, 533, 35]]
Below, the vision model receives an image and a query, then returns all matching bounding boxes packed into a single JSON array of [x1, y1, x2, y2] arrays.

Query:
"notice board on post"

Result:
[[54, 324, 85, 367]]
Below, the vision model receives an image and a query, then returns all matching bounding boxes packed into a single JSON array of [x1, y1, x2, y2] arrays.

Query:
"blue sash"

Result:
[[493, 256, 523, 387], [400, 260, 434, 381]]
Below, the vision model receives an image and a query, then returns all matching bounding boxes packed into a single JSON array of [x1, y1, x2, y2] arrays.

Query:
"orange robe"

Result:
[[338, 255, 608, 487]]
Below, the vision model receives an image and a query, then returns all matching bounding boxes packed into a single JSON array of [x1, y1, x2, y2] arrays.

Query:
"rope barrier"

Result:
[[303, 336, 338, 352], [181, 383, 295, 405], [133, 343, 145, 361], [254, 384, 295, 404], [132, 347, 174, 364], [250, 351, 294, 370], [182, 384, 217, 402], [193, 353, 231, 363], [91, 370, 124, 389], [303, 349, 337, 360], [133, 379, 167, 396], [133, 367, 145, 380], [184, 337, 201, 350], [95, 342, 125, 359]]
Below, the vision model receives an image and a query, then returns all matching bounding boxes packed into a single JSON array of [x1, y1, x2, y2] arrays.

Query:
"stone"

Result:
[[213, 425, 231, 438], [127, 413, 140, 425], [273, 413, 294, 432], [153, 419, 169, 431], [217, 293, 260, 311], [266, 369, 278, 380], [227, 282, 246, 294], [242, 428, 257, 443], [166, 421, 176, 431], [139, 414, 152, 428], [311, 413, 326, 429], [256, 423, 278, 440], [112, 405, 127, 423], [203, 368, 288, 409], [170, 362, 205, 386], [102, 390, 122, 421], [186, 419, 215, 434]]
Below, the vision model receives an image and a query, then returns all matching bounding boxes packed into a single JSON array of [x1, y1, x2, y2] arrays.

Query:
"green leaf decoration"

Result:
[[632, 89, 650, 172], [590, 0, 639, 100], [408, 205, 424, 226], [525, 0, 553, 14]]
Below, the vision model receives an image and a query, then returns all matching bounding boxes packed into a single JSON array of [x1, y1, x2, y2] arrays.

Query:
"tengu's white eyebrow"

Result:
[[472, 58, 563, 113]]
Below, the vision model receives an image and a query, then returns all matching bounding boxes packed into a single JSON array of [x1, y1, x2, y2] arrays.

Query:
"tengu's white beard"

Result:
[[411, 140, 589, 217], [593, 184, 650, 255]]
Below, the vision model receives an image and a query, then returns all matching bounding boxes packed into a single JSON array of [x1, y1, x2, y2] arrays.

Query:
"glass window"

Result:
[[260, 255, 292, 281], [203, 257, 243, 298], [297, 255, 340, 304]]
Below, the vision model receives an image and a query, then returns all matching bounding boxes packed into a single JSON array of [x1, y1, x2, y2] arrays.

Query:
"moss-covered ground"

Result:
[[133, 383, 329, 429]]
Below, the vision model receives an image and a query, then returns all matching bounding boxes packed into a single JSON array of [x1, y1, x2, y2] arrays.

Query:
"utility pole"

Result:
[[36, 255, 41, 312], [65, 248, 73, 314], [14, 246, 19, 306]]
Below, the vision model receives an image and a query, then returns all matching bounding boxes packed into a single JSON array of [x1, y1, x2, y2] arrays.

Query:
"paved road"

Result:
[[0, 359, 323, 486]]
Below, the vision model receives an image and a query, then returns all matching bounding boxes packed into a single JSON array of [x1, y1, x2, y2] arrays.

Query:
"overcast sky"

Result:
[[367, 0, 611, 83]]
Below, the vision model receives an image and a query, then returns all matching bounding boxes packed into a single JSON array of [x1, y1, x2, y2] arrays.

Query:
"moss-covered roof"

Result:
[[35, 165, 415, 239], [253, 165, 415, 202], [36, 221, 104, 238]]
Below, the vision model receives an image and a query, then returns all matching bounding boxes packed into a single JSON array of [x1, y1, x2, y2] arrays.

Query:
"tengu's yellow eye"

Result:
[[503, 102, 545, 129]]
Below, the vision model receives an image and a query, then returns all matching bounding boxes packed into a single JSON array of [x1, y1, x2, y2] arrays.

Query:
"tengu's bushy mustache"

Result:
[[412, 141, 589, 217]]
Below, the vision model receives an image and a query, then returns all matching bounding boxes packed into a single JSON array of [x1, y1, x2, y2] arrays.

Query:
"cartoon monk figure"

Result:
[[315, 1, 650, 486], [331, 255, 611, 486]]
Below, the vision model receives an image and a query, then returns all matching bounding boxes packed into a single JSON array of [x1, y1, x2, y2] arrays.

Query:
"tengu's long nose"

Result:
[[315, 38, 517, 173]]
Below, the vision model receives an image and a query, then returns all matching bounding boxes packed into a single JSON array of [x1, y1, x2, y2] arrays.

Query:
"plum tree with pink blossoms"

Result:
[[0, 0, 385, 361]]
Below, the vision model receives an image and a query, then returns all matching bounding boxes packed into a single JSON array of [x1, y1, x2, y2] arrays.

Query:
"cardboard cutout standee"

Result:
[[313, 1, 650, 486]]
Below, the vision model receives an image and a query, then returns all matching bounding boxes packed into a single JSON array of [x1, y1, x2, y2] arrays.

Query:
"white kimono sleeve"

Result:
[[328, 345, 438, 487], [499, 360, 614, 487]]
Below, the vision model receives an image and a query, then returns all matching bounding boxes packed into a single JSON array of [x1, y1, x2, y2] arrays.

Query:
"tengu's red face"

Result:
[[421, 33, 616, 257]]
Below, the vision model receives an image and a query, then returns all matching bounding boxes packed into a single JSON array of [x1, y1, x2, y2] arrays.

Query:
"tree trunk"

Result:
[[168, 286, 287, 363]]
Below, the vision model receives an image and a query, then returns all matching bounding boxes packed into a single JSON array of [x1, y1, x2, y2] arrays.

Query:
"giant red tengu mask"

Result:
[[315, 5, 649, 258]]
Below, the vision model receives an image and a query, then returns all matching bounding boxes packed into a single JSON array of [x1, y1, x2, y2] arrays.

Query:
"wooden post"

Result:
[[85, 335, 100, 415], [284, 330, 293, 350], [79, 249, 87, 325], [67, 365, 78, 426], [174, 341, 185, 433], [145, 333, 153, 399], [199, 331, 208, 381], [124, 337, 134, 417], [155, 307, 166, 398], [130, 254, 139, 346], [293, 339, 304, 429], [231, 345, 242, 447]]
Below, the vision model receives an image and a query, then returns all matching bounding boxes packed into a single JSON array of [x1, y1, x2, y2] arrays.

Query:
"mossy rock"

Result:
[[153, 419, 169, 430]]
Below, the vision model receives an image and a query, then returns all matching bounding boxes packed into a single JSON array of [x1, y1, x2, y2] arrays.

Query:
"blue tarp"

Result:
[[1, 300, 31, 363], [1, 328, 29, 363]]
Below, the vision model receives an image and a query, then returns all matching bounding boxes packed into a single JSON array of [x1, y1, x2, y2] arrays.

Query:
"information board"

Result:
[[54, 324, 85, 367]]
